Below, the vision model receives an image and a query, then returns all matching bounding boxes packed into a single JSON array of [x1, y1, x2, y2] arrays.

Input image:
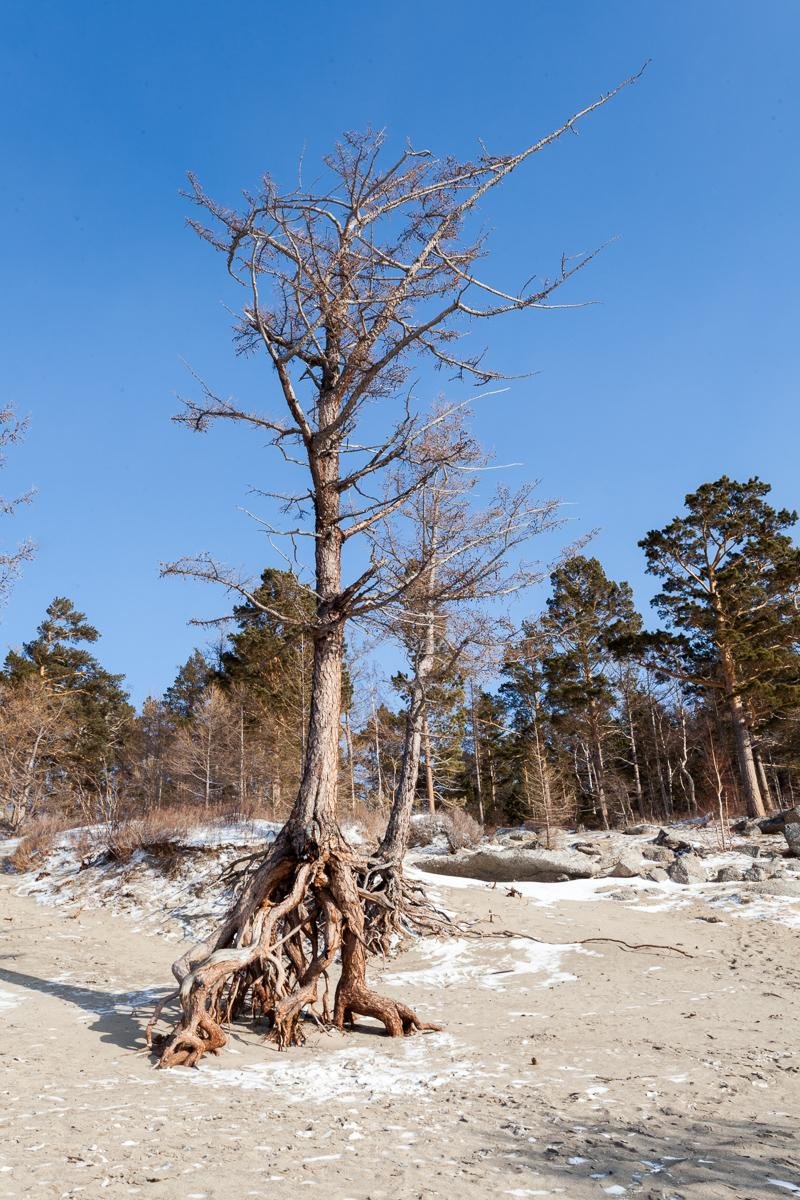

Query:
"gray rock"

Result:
[[758, 806, 799, 835], [668, 853, 708, 885], [416, 845, 597, 883], [715, 865, 744, 883], [641, 845, 675, 865], [645, 867, 670, 883], [746, 878, 800, 898], [655, 829, 705, 855], [743, 863, 773, 882], [571, 841, 603, 857], [784, 815, 800, 857], [737, 844, 761, 858], [731, 818, 761, 836], [601, 850, 649, 878]]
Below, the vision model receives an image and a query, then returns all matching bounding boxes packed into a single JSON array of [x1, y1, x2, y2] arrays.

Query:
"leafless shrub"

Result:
[[349, 806, 387, 848], [406, 809, 483, 851], [407, 815, 441, 848], [443, 808, 483, 852], [99, 807, 198, 864], [7, 813, 69, 872]]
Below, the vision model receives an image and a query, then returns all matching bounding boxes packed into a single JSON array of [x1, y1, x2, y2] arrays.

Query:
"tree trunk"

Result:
[[153, 426, 437, 1068], [380, 675, 426, 863], [755, 750, 771, 812], [627, 705, 646, 819], [343, 711, 356, 815], [710, 583, 765, 818], [727, 687, 766, 818], [470, 681, 485, 826], [422, 714, 436, 815]]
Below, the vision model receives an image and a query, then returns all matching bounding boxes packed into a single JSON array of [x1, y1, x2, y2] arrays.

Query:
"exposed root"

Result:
[[359, 859, 456, 955], [477, 924, 696, 959], [148, 828, 439, 1069]]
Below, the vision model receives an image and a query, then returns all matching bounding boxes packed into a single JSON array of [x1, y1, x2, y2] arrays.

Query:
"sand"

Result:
[[1, 837, 799, 1199]]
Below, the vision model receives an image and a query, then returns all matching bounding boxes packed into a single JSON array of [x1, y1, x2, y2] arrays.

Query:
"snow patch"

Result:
[[185, 1034, 474, 1104]]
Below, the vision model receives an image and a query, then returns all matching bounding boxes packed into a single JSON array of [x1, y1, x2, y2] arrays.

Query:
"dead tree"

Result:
[[152, 76, 642, 1067], [0, 407, 34, 604], [362, 410, 560, 949]]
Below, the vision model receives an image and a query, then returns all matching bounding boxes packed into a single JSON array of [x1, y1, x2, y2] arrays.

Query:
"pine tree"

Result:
[[539, 556, 642, 828], [638, 476, 800, 818], [4, 597, 133, 813], [163, 649, 215, 722], [216, 568, 315, 803]]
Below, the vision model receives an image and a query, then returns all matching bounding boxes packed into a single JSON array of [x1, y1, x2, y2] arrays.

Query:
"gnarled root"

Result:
[[148, 828, 438, 1069], [359, 857, 455, 956]]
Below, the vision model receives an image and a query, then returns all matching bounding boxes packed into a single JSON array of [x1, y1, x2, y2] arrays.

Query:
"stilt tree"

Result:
[[152, 77, 642, 1067]]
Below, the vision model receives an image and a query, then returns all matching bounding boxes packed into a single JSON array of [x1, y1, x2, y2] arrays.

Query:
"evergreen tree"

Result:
[[638, 476, 800, 817], [216, 569, 317, 806], [4, 596, 133, 809], [539, 556, 642, 827], [163, 649, 215, 722]]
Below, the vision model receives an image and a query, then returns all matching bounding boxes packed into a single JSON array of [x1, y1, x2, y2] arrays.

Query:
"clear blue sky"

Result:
[[2, 1, 798, 706]]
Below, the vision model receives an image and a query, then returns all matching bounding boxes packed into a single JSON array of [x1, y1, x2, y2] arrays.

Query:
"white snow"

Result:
[[0, 989, 19, 1014], [184, 1034, 475, 1103]]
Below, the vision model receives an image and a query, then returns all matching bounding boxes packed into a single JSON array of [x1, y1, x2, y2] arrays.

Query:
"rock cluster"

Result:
[[416, 813, 800, 887]]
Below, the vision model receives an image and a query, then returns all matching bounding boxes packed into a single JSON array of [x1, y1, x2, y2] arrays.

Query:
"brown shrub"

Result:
[[407, 809, 484, 852], [100, 806, 198, 864], [408, 815, 440, 848], [349, 806, 387, 847], [7, 813, 70, 872], [443, 807, 483, 853]]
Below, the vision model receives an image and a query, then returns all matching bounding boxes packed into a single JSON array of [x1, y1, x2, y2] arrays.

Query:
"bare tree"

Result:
[[362, 408, 560, 947], [0, 407, 34, 605], [152, 76, 642, 1067], [0, 677, 72, 830]]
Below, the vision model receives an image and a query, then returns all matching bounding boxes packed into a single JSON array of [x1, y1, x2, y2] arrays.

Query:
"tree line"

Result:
[[3, 474, 798, 833]]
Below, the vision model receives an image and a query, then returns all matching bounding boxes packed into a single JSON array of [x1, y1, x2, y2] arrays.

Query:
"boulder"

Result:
[[416, 845, 597, 883], [715, 865, 744, 883], [737, 844, 761, 858], [601, 850, 649, 878], [645, 867, 670, 883], [744, 863, 772, 882], [655, 829, 704, 855], [757, 807, 799, 835], [571, 840, 604, 857], [782, 808, 800, 857], [746, 878, 800, 898], [641, 845, 675, 865], [667, 853, 707, 885], [731, 818, 761, 836], [622, 823, 659, 837]]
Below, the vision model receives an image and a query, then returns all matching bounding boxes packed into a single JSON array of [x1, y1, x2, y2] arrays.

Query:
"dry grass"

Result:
[[101, 809, 195, 864], [408, 815, 440, 848], [351, 806, 388, 847], [7, 813, 73, 872]]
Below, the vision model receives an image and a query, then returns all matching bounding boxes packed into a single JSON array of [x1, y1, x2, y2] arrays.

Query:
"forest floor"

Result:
[[1, 825, 799, 1199]]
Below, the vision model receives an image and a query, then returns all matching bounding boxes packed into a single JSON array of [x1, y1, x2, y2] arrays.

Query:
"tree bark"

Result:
[[422, 715, 436, 815], [379, 675, 426, 862]]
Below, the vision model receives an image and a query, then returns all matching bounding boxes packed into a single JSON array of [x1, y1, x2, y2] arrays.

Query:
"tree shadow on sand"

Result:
[[0, 958, 173, 1053], [487, 1109, 800, 1198]]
